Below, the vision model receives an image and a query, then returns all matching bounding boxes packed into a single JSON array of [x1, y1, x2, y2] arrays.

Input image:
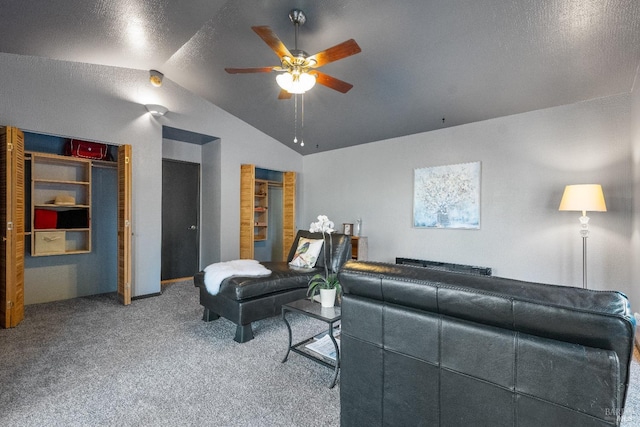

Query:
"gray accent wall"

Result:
[[631, 70, 640, 309], [0, 52, 303, 301], [303, 91, 638, 305], [2, 49, 638, 309]]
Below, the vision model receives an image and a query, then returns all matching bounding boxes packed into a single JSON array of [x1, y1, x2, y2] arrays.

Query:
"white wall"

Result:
[[0, 52, 303, 300], [303, 94, 635, 302], [162, 138, 203, 163], [631, 68, 640, 308]]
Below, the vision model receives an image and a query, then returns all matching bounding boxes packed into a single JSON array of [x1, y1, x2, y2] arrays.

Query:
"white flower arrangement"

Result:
[[309, 215, 334, 234], [307, 215, 342, 301]]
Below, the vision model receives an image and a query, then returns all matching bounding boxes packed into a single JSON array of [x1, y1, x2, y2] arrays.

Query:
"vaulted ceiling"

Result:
[[2, 0, 639, 154]]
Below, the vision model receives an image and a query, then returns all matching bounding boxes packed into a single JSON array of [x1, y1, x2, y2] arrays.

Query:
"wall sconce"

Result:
[[145, 104, 168, 117], [149, 70, 164, 87], [558, 184, 607, 288]]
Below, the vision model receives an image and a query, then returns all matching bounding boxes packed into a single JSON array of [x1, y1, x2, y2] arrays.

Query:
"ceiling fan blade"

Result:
[[225, 67, 275, 74], [307, 39, 361, 68], [278, 90, 293, 100], [252, 26, 294, 59], [309, 71, 354, 93]]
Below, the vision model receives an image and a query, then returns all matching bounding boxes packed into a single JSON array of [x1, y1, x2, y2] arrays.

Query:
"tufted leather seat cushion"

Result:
[[215, 262, 320, 300]]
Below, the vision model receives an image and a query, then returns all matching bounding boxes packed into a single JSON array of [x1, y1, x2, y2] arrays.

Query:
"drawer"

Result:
[[34, 231, 66, 255]]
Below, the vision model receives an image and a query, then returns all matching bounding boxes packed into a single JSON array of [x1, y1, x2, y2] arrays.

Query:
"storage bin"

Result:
[[34, 231, 66, 255]]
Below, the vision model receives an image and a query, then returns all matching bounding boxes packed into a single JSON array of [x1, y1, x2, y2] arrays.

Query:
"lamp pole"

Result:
[[559, 184, 606, 290], [582, 235, 588, 289], [579, 210, 589, 289]]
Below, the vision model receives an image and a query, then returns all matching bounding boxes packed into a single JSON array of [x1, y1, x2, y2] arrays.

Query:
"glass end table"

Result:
[[281, 298, 341, 388]]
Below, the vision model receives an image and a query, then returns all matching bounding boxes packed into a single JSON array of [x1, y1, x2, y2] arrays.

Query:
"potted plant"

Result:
[[307, 215, 341, 307], [308, 272, 342, 308]]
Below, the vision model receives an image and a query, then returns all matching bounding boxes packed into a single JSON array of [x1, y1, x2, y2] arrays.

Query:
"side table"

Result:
[[281, 298, 341, 388]]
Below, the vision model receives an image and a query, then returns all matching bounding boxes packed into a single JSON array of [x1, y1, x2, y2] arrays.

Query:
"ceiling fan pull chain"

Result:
[[293, 94, 298, 143], [300, 93, 305, 147]]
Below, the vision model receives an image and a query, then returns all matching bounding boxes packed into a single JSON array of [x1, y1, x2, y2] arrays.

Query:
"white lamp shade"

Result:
[[558, 184, 607, 212], [276, 72, 316, 94]]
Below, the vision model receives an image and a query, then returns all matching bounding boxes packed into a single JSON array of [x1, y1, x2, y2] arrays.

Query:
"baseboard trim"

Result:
[[132, 292, 162, 301], [161, 277, 193, 285], [132, 278, 192, 300]]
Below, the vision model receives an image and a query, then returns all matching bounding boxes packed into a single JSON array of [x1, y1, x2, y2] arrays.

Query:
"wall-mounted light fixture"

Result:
[[145, 104, 168, 117], [149, 70, 164, 87]]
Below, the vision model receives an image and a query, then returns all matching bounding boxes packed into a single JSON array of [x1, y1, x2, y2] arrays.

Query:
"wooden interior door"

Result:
[[0, 126, 24, 328], [239, 164, 255, 259], [117, 145, 132, 305], [282, 171, 296, 261]]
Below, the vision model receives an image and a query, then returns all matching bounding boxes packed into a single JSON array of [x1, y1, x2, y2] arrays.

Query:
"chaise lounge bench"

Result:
[[194, 230, 352, 343]]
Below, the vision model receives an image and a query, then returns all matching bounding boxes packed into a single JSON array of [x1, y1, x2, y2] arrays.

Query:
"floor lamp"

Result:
[[558, 184, 607, 289]]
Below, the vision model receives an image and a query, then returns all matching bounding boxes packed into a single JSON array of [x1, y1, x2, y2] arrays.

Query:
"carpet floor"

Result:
[[0, 281, 339, 426], [1, 281, 639, 426]]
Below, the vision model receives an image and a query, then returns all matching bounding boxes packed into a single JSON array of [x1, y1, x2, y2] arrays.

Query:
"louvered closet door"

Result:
[[0, 126, 24, 328], [117, 145, 132, 305], [239, 164, 255, 259], [282, 171, 296, 261]]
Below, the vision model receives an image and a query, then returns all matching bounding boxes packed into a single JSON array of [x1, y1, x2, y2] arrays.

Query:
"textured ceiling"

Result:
[[1, 0, 639, 154]]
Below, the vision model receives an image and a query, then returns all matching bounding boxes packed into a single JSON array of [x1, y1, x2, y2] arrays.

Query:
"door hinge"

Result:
[[6, 300, 13, 309], [6, 221, 13, 231], [7, 142, 13, 152], [125, 156, 130, 164]]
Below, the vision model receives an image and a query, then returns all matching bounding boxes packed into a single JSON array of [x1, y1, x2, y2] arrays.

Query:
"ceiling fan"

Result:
[[225, 9, 361, 99]]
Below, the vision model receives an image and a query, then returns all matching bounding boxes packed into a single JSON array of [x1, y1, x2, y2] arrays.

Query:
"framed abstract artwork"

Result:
[[413, 161, 481, 229]]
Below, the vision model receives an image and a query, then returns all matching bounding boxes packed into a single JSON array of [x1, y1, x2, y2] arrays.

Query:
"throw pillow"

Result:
[[289, 237, 324, 268]]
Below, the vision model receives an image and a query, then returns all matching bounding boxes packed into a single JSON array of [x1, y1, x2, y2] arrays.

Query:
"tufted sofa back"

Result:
[[339, 261, 635, 426]]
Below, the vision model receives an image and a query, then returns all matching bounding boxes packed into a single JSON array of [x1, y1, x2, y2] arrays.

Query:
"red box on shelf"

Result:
[[34, 209, 57, 229], [65, 139, 109, 160]]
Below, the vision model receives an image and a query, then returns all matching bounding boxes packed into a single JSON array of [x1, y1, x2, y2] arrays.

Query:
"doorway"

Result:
[[161, 159, 200, 282]]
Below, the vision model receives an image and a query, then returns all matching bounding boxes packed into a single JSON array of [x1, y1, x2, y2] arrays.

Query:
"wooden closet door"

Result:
[[282, 171, 296, 261], [0, 126, 24, 328], [239, 164, 255, 259], [117, 145, 132, 305]]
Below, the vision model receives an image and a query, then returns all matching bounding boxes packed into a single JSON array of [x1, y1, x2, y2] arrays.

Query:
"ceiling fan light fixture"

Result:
[[276, 71, 316, 94]]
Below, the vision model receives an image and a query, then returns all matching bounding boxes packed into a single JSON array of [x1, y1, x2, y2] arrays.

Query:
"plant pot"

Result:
[[320, 288, 337, 308]]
